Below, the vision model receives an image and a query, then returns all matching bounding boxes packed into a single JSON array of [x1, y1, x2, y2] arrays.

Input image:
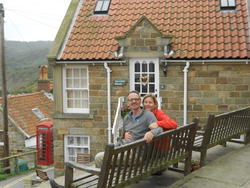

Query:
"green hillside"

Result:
[[4, 40, 52, 93]]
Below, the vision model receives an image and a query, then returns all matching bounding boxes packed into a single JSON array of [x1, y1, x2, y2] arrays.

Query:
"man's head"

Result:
[[127, 90, 141, 113]]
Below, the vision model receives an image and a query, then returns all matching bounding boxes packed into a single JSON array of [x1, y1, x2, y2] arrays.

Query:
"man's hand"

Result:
[[149, 122, 158, 129], [124, 132, 133, 140], [144, 131, 154, 143]]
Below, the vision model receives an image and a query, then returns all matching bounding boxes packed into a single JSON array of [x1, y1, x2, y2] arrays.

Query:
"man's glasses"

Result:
[[128, 98, 140, 102]]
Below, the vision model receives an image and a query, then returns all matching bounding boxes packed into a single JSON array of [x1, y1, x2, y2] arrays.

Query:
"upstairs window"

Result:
[[220, 0, 236, 10], [94, 0, 111, 14]]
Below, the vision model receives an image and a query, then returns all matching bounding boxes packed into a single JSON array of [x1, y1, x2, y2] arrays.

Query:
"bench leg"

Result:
[[200, 149, 207, 167], [245, 131, 250, 144], [220, 142, 226, 147], [65, 165, 73, 188], [183, 156, 192, 175]]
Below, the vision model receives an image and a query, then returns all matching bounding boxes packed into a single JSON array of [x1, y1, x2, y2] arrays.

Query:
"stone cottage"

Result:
[[48, 0, 250, 175]]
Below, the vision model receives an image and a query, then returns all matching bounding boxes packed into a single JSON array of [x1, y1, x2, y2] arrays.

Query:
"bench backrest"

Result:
[[97, 121, 197, 188], [202, 106, 250, 148]]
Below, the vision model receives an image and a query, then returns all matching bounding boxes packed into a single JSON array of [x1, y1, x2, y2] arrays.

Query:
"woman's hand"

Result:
[[144, 131, 154, 143], [149, 122, 158, 129]]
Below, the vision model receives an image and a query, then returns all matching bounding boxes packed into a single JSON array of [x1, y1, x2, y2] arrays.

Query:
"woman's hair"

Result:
[[142, 93, 158, 106]]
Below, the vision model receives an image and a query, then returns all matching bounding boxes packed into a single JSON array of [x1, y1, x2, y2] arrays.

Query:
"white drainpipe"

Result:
[[104, 63, 112, 144], [183, 61, 190, 125]]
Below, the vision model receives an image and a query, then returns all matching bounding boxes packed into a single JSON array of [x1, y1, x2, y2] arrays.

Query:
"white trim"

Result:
[[63, 65, 90, 114], [64, 135, 90, 162], [58, 0, 84, 59]]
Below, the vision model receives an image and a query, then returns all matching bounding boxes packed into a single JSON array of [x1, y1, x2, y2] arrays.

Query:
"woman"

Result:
[[143, 94, 178, 175], [142, 94, 178, 131]]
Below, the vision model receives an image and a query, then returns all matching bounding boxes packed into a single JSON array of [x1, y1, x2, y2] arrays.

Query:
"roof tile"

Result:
[[0, 92, 54, 136], [60, 0, 250, 60]]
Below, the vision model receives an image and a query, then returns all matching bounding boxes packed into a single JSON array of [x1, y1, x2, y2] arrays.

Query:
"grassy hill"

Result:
[[4, 40, 52, 93]]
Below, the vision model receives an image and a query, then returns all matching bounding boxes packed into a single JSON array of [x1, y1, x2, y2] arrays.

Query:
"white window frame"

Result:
[[220, 0, 236, 9], [63, 65, 89, 114], [64, 135, 90, 163], [129, 58, 160, 97], [94, 0, 111, 13]]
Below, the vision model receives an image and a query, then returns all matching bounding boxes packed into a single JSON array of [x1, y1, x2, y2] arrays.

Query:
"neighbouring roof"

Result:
[[59, 0, 250, 60], [0, 92, 54, 137]]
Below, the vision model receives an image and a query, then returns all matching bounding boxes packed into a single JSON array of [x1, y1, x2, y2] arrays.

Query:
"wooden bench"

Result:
[[64, 121, 198, 188], [193, 106, 250, 166]]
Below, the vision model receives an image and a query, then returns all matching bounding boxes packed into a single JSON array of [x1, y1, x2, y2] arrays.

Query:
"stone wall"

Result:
[[53, 64, 129, 176], [160, 63, 250, 126], [0, 113, 27, 157]]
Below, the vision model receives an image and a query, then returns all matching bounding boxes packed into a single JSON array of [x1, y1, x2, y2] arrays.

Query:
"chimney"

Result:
[[37, 65, 51, 92]]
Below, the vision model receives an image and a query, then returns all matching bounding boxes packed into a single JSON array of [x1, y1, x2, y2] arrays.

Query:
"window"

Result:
[[130, 58, 159, 97], [63, 66, 89, 113], [32, 108, 47, 121], [220, 0, 236, 9], [64, 135, 90, 162], [94, 0, 111, 14]]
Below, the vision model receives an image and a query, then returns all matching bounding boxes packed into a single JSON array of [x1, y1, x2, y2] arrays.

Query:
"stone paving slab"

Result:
[[169, 144, 250, 188]]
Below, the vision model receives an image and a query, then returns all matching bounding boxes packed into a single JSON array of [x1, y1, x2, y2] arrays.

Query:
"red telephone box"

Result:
[[36, 122, 54, 165]]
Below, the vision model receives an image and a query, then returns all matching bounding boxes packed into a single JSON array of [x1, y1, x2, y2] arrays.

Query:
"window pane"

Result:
[[135, 84, 140, 92], [149, 62, 155, 72], [68, 99, 74, 108], [66, 69, 73, 78], [74, 79, 80, 88], [80, 78, 87, 88], [228, 0, 235, 6], [221, 0, 228, 6], [82, 100, 89, 108], [66, 79, 73, 88], [68, 148, 74, 155], [75, 100, 81, 108], [68, 137, 74, 145], [142, 84, 148, 92], [74, 69, 80, 78], [95, 1, 103, 11], [149, 74, 155, 82], [149, 84, 155, 92], [77, 137, 81, 146], [67, 90, 73, 98], [83, 137, 88, 145], [135, 74, 140, 82], [80, 69, 87, 77], [142, 62, 147, 72], [75, 91, 81, 98], [82, 90, 88, 98], [102, 1, 110, 11], [135, 63, 140, 72]]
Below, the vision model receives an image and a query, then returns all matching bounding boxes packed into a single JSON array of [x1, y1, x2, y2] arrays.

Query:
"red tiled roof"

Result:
[[0, 92, 54, 136], [60, 0, 250, 60]]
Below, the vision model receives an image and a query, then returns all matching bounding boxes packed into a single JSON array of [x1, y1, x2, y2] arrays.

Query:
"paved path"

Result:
[[169, 143, 250, 188], [2, 142, 249, 188]]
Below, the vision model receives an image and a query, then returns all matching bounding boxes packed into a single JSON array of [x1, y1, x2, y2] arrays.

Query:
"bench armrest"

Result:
[[66, 161, 101, 175]]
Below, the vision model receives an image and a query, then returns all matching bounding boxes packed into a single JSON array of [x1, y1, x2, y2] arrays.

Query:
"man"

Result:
[[95, 90, 162, 168]]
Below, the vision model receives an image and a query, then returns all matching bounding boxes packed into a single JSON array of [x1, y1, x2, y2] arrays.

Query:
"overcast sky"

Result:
[[0, 0, 71, 41]]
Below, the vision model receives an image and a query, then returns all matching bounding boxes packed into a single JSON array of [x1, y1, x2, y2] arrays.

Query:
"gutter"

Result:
[[183, 62, 190, 126], [55, 60, 127, 64], [160, 59, 250, 64], [104, 63, 112, 144]]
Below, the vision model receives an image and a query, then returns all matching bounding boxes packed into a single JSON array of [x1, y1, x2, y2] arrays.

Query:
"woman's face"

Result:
[[143, 97, 156, 111]]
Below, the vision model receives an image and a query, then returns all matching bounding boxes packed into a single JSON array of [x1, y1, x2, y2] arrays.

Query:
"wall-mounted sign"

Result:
[[114, 79, 126, 86]]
